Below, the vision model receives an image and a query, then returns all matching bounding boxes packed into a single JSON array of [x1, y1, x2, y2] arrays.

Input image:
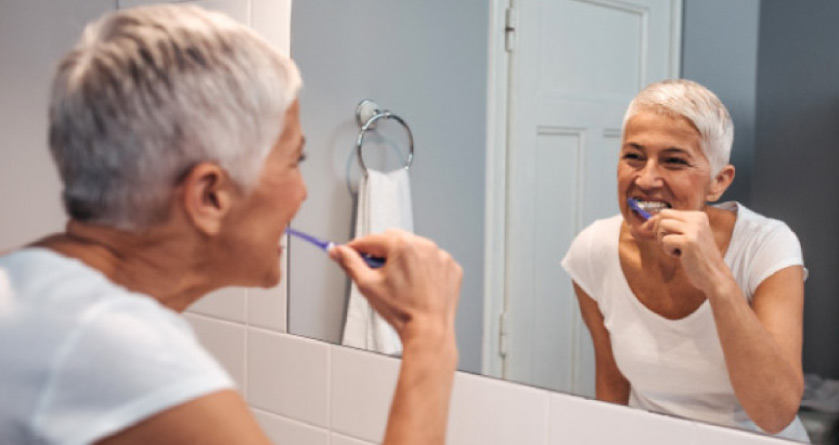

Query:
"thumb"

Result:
[[329, 244, 376, 284]]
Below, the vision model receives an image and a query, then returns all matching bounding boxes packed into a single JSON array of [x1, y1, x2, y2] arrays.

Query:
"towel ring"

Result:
[[355, 100, 414, 177]]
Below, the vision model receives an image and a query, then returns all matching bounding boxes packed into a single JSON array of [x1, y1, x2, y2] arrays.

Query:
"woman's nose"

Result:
[[635, 161, 663, 188]]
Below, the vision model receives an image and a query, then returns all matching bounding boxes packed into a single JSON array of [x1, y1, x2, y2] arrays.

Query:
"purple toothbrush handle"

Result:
[[286, 227, 386, 268]]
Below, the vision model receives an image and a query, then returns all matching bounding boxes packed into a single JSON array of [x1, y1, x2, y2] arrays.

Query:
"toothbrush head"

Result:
[[627, 197, 652, 221]]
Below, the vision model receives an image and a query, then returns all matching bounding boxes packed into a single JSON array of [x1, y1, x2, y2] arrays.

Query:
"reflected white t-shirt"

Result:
[[561, 202, 810, 442], [0, 248, 234, 445]]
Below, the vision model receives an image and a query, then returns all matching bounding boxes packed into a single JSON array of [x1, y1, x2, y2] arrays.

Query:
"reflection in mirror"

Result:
[[288, 0, 839, 442]]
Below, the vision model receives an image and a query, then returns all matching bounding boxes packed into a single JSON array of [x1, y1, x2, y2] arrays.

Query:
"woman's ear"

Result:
[[706, 164, 736, 202], [180, 163, 235, 235]]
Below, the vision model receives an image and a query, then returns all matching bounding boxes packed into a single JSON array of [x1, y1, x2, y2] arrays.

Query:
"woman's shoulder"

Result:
[[572, 214, 624, 248], [564, 215, 622, 268], [727, 202, 800, 246], [721, 202, 805, 295]]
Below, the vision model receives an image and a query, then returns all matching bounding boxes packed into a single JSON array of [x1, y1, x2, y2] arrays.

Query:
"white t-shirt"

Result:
[[561, 202, 810, 442], [0, 248, 234, 445]]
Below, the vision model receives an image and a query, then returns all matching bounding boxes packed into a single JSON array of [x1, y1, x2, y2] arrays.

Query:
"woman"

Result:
[[562, 79, 809, 441], [0, 5, 462, 444]]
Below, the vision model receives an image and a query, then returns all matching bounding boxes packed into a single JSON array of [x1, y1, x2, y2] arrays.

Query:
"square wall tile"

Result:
[[187, 0, 249, 24], [188, 286, 247, 323], [447, 373, 549, 445], [184, 313, 246, 388], [252, 408, 329, 445], [548, 392, 697, 445], [250, 0, 291, 54], [247, 330, 330, 428], [331, 346, 401, 443], [248, 284, 287, 332], [694, 421, 800, 444], [332, 433, 379, 445]]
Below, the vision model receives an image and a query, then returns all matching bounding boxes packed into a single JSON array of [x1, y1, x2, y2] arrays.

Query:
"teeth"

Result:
[[636, 200, 670, 213]]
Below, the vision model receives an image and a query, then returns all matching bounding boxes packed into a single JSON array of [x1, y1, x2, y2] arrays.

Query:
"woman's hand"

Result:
[[328, 229, 462, 344], [329, 229, 462, 445], [643, 209, 728, 293]]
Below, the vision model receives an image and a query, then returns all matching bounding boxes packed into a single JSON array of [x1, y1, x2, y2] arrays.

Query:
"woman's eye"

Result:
[[622, 153, 645, 164], [665, 157, 688, 166], [296, 152, 307, 164]]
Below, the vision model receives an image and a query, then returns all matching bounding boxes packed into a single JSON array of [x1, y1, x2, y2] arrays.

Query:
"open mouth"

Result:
[[632, 198, 671, 215]]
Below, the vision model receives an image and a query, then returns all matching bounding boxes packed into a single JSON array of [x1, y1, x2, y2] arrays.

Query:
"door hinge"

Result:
[[498, 311, 509, 358], [504, 7, 517, 52]]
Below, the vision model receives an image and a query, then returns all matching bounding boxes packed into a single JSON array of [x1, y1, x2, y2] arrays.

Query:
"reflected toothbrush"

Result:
[[627, 197, 652, 220], [628, 198, 681, 256], [285, 227, 386, 269]]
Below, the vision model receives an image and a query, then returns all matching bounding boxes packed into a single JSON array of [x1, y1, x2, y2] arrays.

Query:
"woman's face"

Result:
[[222, 100, 308, 287], [617, 110, 717, 236]]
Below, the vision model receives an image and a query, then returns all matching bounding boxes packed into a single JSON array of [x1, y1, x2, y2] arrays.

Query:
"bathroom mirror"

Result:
[[288, 0, 836, 440]]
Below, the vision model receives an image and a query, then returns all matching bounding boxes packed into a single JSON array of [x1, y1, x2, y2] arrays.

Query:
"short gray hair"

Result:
[[48, 4, 302, 230], [622, 79, 733, 176]]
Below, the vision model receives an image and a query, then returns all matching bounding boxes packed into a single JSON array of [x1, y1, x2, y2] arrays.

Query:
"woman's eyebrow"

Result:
[[660, 147, 692, 155]]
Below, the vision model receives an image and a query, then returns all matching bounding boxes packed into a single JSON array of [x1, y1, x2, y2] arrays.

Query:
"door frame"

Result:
[[481, 0, 513, 378], [482, 0, 683, 379]]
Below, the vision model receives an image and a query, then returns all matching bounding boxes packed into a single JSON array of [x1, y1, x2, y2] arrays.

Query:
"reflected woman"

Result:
[[562, 79, 809, 442]]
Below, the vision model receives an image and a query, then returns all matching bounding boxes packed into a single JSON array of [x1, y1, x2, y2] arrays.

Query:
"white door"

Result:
[[501, 0, 682, 395]]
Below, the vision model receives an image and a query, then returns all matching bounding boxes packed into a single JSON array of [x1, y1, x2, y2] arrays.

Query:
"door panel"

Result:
[[505, 0, 680, 395]]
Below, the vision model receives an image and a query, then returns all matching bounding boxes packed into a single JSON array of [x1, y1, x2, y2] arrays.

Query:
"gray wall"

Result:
[[289, 1, 489, 373], [681, 0, 760, 205], [751, 0, 839, 379], [0, 0, 116, 251], [685, 0, 839, 379]]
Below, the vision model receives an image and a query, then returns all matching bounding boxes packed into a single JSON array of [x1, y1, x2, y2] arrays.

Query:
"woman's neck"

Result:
[[32, 220, 219, 312]]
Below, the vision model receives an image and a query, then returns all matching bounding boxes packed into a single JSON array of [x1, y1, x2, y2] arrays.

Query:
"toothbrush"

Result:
[[285, 227, 386, 269], [627, 197, 652, 220], [628, 198, 682, 256]]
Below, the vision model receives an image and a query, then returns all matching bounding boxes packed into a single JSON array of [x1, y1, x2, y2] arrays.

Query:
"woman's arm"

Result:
[[703, 265, 805, 434], [574, 282, 631, 404], [101, 231, 460, 445], [653, 210, 805, 433], [332, 230, 462, 445]]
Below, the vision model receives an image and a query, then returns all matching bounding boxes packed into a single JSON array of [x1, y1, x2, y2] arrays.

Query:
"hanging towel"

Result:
[[341, 168, 412, 355]]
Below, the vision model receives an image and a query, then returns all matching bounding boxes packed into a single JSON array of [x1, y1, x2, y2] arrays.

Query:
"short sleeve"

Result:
[[746, 222, 806, 294], [562, 221, 601, 302], [32, 298, 234, 445]]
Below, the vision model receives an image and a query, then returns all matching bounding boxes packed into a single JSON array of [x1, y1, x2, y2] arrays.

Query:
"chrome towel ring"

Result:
[[355, 99, 414, 177]]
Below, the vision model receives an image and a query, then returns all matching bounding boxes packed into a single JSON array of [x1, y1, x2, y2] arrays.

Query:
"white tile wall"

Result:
[[247, 329, 331, 427], [331, 433, 378, 445], [253, 408, 330, 445], [186, 328, 805, 445], [184, 312, 247, 388], [548, 392, 695, 444], [694, 421, 794, 445], [248, 285, 288, 332], [447, 372, 549, 444], [330, 346, 400, 442]]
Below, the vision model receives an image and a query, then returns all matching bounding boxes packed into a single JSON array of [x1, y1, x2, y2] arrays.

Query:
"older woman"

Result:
[[0, 5, 461, 445], [562, 79, 809, 442]]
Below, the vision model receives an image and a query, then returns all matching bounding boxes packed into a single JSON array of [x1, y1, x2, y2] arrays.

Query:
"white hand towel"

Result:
[[341, 168, 412, 355]]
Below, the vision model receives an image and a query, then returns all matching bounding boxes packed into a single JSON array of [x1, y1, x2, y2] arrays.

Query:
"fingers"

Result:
[[334, 230, 462, 343], [329, 244, 377, 284], [344, 228, 413, 257]]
